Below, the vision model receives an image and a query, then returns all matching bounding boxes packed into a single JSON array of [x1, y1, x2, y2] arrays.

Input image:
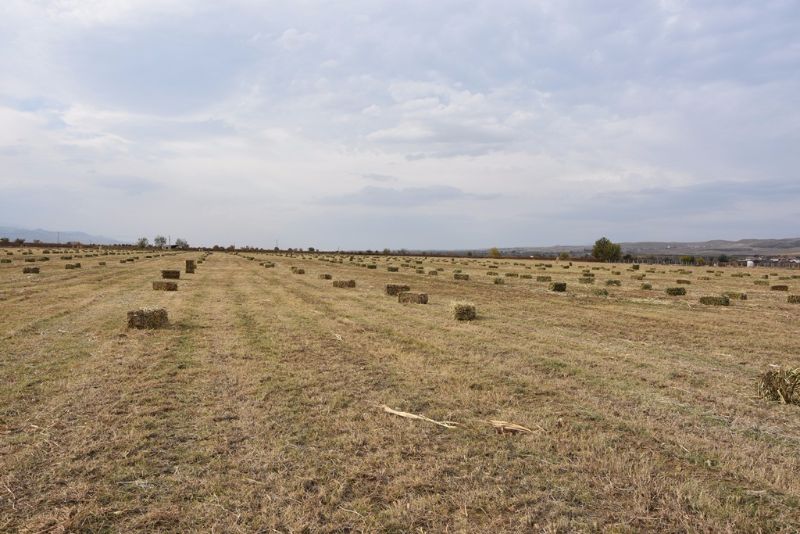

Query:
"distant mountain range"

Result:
[[436, 238, 800, 258], [0, 226, 123, 245]]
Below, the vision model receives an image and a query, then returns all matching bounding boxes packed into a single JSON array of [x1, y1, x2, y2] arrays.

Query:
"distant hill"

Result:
[[0, 226, 123, 245], [431, 238, 800, 258]]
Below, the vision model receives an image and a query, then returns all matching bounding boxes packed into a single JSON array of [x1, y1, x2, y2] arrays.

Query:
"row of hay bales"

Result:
[[257, 251, 800, 305]]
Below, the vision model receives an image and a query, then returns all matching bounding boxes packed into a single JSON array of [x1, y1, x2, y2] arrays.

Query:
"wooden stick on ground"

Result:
[[380, 405, 459, 429]]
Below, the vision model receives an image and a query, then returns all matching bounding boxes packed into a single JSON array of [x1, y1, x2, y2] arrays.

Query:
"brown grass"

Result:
[[1, 251, 799, 531]]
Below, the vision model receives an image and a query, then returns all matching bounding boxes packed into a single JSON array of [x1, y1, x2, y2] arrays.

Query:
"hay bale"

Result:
[[723, 292, 747, 300], [387, 266, 399, 272], [771, 285, 789, 291], [161, 270, 181, 279], [451, 301, 476, 321], [185, 260, 196, 273], [23, 266, 40, 274], [757, 367, 800, 404], [550, 282, 567, 292], [641, 283, 653, 290], [578, 277, 594, 284], [505, 272, 519, 278], [665, 287, 686, 296], [493, 277, 505, 285], [427, 270, 438, 276], [606, 280, 621, 286], [754, 280, 768, 286], [787, 295, 800, 304], [318, 273, 332, 280], [537, 275, 552, 282], [333, 280, 356, 288], [454, 273, 470, 280], [486, 271, 498, 276], [699, 295, 730, 306], [99, 261, 106, 266], [127, 307, 169, 329], [152, 281, 178, 291], [398, 292, 428, 304], [676, 279, 691, 284], [592, 288, 609, 296], [385, 284, 411, 296]]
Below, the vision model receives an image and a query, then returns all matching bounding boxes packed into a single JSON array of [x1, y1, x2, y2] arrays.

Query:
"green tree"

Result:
[[558, 251, 570, 261], [154, 235, 167, 248], [680, 255, 695, 265], [136, 237, 150, 248], [718, 254, 730, 264], [175, 238, 189, 249], [489, 247, 502, 259], [592, 237, 621, 262]]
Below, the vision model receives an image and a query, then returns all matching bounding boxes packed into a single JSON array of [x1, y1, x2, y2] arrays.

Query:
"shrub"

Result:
[[666, 287, 686, 296], [699, 296, 730, 306], [550, 282, 567, 292], [451, 301, 476, 320]]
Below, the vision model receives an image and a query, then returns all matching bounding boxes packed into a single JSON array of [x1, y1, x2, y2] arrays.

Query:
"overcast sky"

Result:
[[1, 1, 798, 249]]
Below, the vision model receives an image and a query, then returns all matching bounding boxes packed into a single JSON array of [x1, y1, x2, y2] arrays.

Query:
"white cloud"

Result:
[[0, 0, 798, 248]]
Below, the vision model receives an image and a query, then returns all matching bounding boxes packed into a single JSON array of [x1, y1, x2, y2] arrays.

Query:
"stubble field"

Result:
[[1, 249, 799, 532]]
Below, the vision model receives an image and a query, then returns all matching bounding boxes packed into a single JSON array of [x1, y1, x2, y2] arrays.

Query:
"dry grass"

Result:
[[1, 251, 800, 531]]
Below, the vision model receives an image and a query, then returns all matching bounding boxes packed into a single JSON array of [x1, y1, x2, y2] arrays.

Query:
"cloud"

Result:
[[276, 28, 316, 51], [0, 0, 798, 248], [362, 173, 398, 183], [321, 185, 491, 207]]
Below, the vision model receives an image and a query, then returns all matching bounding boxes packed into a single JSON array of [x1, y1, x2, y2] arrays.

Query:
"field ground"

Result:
[[1, 249, 800, 532]]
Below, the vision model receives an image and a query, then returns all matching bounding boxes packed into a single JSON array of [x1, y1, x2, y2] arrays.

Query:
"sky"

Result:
[[0, 0, 798, 249]]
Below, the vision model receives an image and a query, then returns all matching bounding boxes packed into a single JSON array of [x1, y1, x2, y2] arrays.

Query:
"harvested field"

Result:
[[1, 250, 799, 531]]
